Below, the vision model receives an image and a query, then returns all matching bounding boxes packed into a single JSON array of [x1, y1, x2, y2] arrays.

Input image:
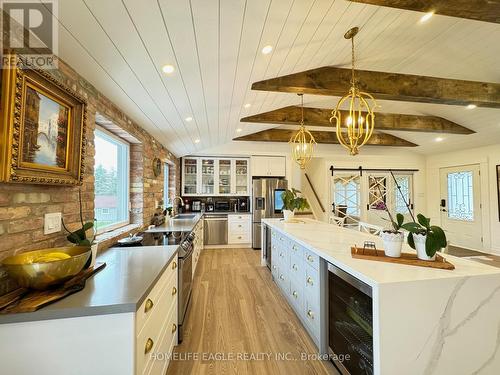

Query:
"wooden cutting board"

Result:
[[0, 262, 106, 314], [351, 247, 455, 270]]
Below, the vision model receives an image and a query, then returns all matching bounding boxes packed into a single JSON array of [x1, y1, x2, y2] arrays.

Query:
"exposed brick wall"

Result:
[[0, 43, 179, 262]]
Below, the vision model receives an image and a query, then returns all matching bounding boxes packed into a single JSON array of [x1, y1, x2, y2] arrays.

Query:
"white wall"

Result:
[[426, 144, 500, 254]]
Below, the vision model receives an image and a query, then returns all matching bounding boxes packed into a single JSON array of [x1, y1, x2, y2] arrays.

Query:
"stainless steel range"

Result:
[[112, 230, 195, 342]]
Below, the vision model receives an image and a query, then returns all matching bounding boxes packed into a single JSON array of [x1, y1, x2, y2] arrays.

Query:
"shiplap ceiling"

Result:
[[51, 0, 500, 156]]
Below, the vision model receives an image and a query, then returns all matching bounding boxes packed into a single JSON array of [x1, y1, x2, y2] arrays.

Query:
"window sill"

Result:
[[95, 223, 142, 249]]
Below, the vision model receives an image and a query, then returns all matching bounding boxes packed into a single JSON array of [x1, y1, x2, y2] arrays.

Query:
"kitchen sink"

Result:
[[172, 214, 197, 220]]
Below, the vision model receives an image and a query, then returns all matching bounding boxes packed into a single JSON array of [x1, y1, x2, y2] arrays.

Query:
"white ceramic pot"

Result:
[[89, 243, 98, 268], [283, 209, 295, 222], [413, 233, 436, 261], [380, 231, 404, 258]]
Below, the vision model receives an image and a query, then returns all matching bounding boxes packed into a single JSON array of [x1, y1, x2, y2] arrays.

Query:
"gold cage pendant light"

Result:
[[330, 27, 377, 156], [290, 94, 317, 169]]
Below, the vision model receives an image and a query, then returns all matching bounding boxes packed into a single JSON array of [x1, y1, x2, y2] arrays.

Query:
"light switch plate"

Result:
[[44, 212, 62, 235]]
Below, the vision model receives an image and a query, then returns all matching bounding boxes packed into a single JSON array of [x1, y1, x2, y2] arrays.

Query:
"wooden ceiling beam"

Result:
[[233, 129, 418, 147], [347, 0, 500, 24], [251, 67, 500, 109], [241, 106, 475, 134]]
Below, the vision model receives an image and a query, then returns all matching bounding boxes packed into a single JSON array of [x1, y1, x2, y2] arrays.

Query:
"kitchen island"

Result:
[[262, 218, 500, 375], [0, 245, 179, 375]]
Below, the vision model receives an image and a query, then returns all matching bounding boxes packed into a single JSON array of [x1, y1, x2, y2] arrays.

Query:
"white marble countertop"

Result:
[[262, 218, 500, 286]]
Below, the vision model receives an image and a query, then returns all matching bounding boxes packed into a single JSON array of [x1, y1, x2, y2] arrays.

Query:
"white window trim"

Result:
[[94, 126, 130, 235]]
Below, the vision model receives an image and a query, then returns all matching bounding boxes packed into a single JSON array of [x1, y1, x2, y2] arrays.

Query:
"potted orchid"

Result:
[[377, 201, 405, 258], [401, 214, 447, 261]]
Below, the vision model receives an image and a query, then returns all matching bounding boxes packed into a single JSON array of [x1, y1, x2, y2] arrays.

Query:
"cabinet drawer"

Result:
[[304, 249, 319, 270], [277, 247, 289, 269], [304, 298, 320, 342], [229, 232, 250, 243], [276, 270, 289, 294], [229, 221, 250, 234], [228, 214, 250, 223], [304, 265, 320, 306], [289, 256, 304, 284], [145, 299, 178, 375], [289, 241, 303, 258], [136, 257, 178, 334], [271, 263, 279, 280], [289, 278, 304, 314], [137, 273, 178, 374]]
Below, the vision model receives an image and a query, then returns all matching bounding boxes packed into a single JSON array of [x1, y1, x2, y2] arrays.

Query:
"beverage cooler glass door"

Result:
[[328, 263, 373, 375]]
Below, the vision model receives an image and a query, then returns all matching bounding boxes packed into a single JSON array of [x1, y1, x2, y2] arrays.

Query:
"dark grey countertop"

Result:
[[0, 245, 178, 324]]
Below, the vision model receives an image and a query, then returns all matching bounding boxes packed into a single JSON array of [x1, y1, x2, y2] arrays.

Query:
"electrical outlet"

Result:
[[44, 212, 62, 235]]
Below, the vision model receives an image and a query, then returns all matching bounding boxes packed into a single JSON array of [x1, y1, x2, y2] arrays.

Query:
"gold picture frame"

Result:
[[0, 54, 87, 185]]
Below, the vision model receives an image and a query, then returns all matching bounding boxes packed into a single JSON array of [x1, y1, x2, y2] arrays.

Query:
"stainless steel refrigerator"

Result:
[[252, 177, 288, 249]]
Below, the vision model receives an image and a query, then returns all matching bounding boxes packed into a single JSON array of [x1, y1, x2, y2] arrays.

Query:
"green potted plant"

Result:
[[281, 188, 309, 222], [401, 214, 447, 261], [61, 190, 97, 268]]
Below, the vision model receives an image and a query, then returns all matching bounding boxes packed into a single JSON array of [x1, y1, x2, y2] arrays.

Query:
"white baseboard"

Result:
[[203, 243, 252, 249]]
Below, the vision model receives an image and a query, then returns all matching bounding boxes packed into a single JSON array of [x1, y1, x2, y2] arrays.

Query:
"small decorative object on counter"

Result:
[[281, 188, 310, 222], [61, 190, 97, 268], [402, 214, 447, 261]]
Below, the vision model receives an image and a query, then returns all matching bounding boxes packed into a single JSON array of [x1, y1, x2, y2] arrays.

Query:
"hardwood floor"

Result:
[[166, 248, 338, 375]]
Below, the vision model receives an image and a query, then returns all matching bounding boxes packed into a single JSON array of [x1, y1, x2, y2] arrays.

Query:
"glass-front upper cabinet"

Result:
[[235, 159, 249, 195], [218, 159, 231, 194], [201, 159, 215, 195], [183, 158, 198, 195]]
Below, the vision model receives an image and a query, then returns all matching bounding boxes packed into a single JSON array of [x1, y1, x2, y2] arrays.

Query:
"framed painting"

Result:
[[0, 54, 87, 185]]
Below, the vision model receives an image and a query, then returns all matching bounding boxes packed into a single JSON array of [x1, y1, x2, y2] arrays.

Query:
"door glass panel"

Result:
[[201, 159, 215, 194], [333, 175, 361, 227], [394, 175, 411, 214], [447, 171, 474, 221], [219, 160, 231, 194], [184, 158, 197, 194], [235, 160, 248, 194], [368, 176, 387, 210]]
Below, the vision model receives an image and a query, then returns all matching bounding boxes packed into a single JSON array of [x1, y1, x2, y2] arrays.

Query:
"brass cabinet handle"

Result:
[[238, 224, 242, 227], [292, 245, 298, 251], [279, 252, 283, 257], [292, 264, 298, 271], [172, 261, 177, 270], [172, 323, 177, 333], [172, 286, 177, 296], [238, 236, 242, 239], [279, 274, 284, 280], [144, 338, 154, 354], [307, 277, 313, 285], [307, 255, 313, 262], [292, 291, 298, 298], [307, 310, 314, 319], [279, 237, 283, 241], [272, 265, 276, 270], [144, 298, 154, 313]]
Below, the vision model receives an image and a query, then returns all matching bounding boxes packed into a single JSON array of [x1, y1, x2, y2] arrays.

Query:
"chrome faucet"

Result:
[[172, 195, 184, 217]]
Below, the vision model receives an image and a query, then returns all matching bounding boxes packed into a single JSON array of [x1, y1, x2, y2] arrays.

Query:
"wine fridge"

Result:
[[328, 263, 373, 375]]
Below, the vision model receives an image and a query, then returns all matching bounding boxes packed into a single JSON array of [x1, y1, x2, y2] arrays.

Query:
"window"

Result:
[[333, 174, 361, 222], [94, 128, 130, 232], [447, 171, 474, 221], [394, 175, 412, 215]]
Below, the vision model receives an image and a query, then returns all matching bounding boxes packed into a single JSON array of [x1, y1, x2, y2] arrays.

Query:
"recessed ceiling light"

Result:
[[244, 103, 251, 108], [236, 128, 242, 133], [435, 137, 444, 142], [194, 139, 200, 144], [419, 11, 434, 23], [185, 116, 193, 122], [162, 64, 175, 74], [261, 45, 273, 54], [466, 104, 477, 110]]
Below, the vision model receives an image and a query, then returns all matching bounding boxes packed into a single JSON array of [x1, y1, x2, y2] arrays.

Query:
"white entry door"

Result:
[[440, 165, 482, 250]]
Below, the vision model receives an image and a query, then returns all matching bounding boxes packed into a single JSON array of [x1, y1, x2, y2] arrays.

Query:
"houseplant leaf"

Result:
[[430, 225, 447, 248], [396, 213, 404, 228], [401, 222, 421, 233], [407, 232, 416, 250], [417, 214, 430, 229]]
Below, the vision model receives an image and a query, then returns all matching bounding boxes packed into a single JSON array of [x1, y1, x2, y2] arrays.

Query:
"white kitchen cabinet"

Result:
[[250, 156, 286, 177], [228, 214, 252, 244], [182, 157, 250, 196], [269, 228, 326, 350]]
